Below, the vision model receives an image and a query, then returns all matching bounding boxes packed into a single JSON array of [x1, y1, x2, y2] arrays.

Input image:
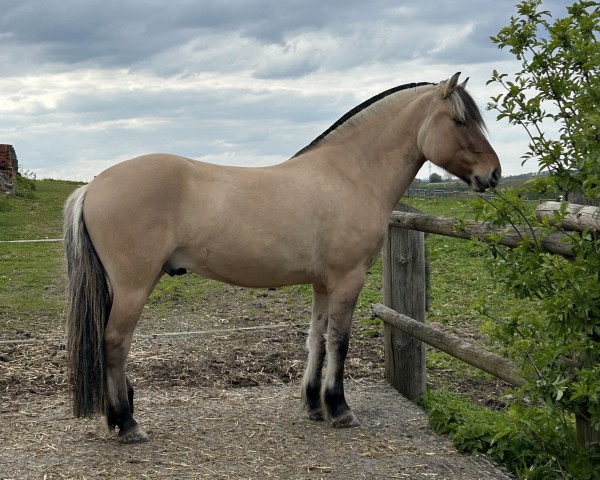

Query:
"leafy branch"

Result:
[[477, 1, 600, 477]]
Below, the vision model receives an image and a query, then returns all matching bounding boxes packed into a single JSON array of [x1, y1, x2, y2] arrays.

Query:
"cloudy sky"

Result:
[[0, 0, 571, 181]]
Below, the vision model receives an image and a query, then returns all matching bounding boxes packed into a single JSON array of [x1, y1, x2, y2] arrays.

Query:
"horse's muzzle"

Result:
[[472, 167, 501, 192]]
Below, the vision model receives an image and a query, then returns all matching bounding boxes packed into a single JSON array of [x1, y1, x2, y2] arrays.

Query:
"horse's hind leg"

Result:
[[301, 286, 329, 420], [322, 271, 365, 428], [104, 287, 152, 443]]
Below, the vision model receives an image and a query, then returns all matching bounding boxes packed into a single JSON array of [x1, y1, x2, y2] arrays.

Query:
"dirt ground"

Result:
[[0, 285, 515, 479]]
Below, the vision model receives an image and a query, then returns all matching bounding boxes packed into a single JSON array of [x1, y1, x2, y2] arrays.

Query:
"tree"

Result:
[[488, 0, 600, 202], [475, 1, 600, 477], [429, 172, 443, 183]]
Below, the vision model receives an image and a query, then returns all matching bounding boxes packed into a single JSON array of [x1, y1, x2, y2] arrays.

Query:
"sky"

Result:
[[0, 0, 572, 182]]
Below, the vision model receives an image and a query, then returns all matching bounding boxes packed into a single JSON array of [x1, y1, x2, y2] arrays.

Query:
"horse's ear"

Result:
[[459, 77, 469, 89], [441, 72, 461, 98]]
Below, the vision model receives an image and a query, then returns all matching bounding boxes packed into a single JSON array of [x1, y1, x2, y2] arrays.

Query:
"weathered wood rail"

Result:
[[536, 201, 600, 232], [388, 210, 575, 257], [373, 303, 526, 388], [375, 201, 600, 448]]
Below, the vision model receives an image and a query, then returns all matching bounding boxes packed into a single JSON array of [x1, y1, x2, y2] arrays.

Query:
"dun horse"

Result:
[[64, 73, 501, 443]]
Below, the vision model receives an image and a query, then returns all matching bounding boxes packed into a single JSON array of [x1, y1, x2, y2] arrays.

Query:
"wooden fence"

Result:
[[405, 187, 558, 203], [374, 201, 600, 448]]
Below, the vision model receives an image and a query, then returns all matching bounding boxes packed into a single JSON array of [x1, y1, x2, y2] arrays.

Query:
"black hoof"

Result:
[[306, 408, 325, 422], [118, 425, 150, 444], [331, 410, 361, 428]]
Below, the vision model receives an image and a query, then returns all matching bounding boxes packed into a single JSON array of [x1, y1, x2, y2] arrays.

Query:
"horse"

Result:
[[64, 72, 501, 443]]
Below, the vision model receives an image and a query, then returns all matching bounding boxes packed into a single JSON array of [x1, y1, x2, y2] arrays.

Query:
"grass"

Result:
[[0, 180, 82, 336], [401, 197, 495, 330], [0, 185, 510, 365], [1, 183, 532, 344], [0, 182, 506, 338], [0, 242, 67, 336], [3, 182, 591, 477], [0, 179, 82, 240]]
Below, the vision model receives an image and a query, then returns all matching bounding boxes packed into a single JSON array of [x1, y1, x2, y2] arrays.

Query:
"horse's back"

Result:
[[81, 153, 387, 289], [84, 154, 196, 230], [80, 154, 303, 283], [89, 153, 199, 190]]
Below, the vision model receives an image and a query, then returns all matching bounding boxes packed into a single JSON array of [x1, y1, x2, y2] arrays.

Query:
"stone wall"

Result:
[[0, 144, 18, 194]]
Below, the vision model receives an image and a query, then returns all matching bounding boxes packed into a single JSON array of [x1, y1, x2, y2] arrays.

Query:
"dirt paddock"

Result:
[[1, 313, 514, 479], [2, 380, 514, 479]]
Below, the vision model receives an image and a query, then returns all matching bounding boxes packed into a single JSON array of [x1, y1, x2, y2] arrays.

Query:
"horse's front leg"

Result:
[[301, 286, 329, 420], [322, 271, 365, 428]]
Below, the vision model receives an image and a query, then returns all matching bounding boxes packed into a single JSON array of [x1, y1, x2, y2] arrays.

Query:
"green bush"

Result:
[[15, 170, 37, 199], [468, 1, 600, 477], [422, 389, 598, 478]]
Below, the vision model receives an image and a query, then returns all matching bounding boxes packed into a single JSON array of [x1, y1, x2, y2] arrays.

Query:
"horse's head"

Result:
[[417, 73, 501, 192]]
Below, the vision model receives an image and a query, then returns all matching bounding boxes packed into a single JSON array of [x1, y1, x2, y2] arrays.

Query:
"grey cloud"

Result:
[[56, 83, 348, 126], [0, 0, 510, 77], [1, 0, 552, 180]]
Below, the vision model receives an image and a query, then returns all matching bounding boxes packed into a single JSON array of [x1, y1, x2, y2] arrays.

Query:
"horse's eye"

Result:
[[453, 118, 467, 127]]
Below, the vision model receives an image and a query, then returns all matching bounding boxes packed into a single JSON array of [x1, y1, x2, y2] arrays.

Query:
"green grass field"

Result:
[[3, 181, 534, 376], [1, 180, 523, 401], [1, 181, 80, 336], [2, 178, 546, 476], [0, 181, 498, 338]]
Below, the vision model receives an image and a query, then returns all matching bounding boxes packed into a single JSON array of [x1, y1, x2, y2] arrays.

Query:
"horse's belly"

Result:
[[168, 247, 316, 288], [197, 267, 312, 288]]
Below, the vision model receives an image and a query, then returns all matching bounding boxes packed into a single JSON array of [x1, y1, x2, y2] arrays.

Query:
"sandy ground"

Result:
[[0, 325, 514, 479], [1, 379, 515, 479]]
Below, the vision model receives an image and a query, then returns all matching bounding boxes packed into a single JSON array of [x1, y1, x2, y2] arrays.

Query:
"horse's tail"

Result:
[[64, 185, 111, 417]]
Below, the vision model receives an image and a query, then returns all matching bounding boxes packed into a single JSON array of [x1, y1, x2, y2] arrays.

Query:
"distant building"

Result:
[[0, 144, 19, 194]]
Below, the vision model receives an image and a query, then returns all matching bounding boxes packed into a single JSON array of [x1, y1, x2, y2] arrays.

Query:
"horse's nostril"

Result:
[[473, 170, 500, 192], [473, 175, 487, 192], [491, 168, 501, 186]]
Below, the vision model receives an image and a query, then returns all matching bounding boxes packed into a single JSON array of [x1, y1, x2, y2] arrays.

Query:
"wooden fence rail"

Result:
[[373, 303, 526, 387], [377, 201, 600, 448], [389, 210, 575, 257], [535, 201, 600, 232]]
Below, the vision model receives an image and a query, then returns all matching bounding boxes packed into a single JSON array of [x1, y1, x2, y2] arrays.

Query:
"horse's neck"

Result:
[[318, 96, 428, 213]]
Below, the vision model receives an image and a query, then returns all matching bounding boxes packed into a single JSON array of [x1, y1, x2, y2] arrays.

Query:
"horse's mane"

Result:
[[448, 85, 487, 135], [292, 80, 486, 158]]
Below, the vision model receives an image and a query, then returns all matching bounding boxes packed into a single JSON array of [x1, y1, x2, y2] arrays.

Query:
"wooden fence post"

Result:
[[382, 203, 427, 400]]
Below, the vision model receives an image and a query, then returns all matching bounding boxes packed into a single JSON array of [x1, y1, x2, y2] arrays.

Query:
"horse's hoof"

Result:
[[331, 410, 361, 428], [306, 408, 325, 422], [118, 426, 150, 444]]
